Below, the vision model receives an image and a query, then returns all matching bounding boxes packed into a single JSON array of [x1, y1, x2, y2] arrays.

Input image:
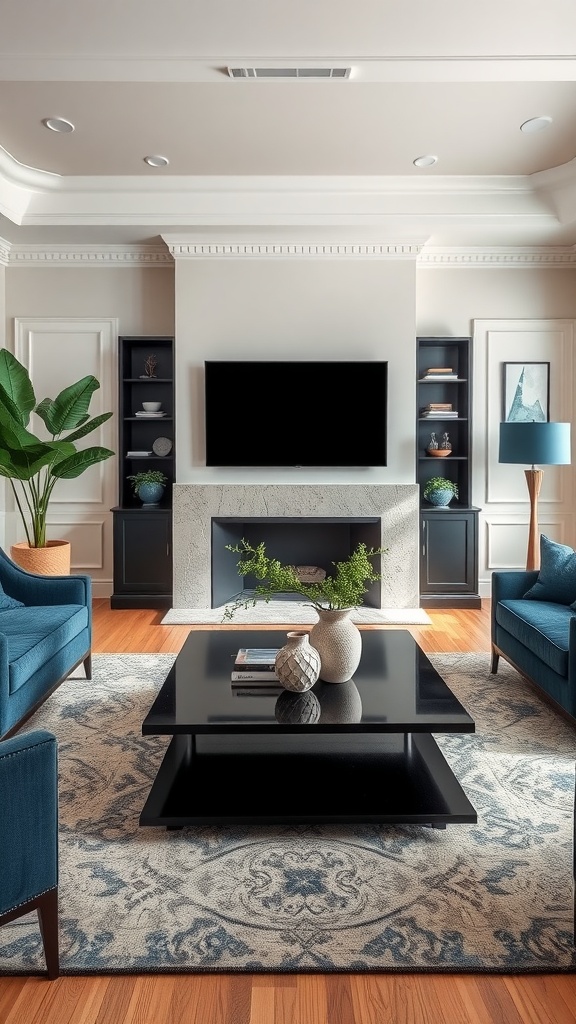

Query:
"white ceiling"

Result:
[[1, 0, 576, 250]]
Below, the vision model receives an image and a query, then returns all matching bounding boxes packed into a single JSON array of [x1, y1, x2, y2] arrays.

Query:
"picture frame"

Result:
[[502, 361, 550, 422]]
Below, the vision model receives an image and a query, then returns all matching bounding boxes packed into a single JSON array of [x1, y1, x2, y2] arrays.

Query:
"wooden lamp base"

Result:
[[525, 468, 543, 571]]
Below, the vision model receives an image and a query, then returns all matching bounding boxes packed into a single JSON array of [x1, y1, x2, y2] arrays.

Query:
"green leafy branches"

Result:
[[223, 538, 386, 619], [0, 350, 114, 548]]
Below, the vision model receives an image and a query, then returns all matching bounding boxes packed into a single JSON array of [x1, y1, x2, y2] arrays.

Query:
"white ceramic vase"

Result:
[[309, 607, 362, 683], [274, 631, 321, 692]]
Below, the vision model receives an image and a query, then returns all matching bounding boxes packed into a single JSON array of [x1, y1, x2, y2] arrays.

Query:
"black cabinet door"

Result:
[[112, 510, 172, 607], [420, 510, 479, 605]]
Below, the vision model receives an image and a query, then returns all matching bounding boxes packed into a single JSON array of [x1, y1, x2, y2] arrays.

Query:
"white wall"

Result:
[[3, 256, 576, 597], [417, 267, 576, 591], [174, 255, 417, 484], [416, 267, 576, 332], [3, 265, 174, 594]]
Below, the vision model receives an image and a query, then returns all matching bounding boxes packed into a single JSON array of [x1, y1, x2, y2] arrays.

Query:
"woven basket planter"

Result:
[[10, 540, 71, 576]]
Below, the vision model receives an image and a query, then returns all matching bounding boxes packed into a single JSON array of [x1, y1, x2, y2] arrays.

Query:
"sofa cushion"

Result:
[[0, 581, 24, 610], [496, 598, 574, 677], [0, 605, 89, 694], [523, 534, 576, 605]]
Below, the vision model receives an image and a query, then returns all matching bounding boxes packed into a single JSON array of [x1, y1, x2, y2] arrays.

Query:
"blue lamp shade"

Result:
[[499, 422, 571, 466]]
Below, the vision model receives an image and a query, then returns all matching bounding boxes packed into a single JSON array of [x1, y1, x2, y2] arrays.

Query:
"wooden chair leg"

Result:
[[83, 653, 92, 679], [37, 888, 59, 979], [490, 646, 499, 674]]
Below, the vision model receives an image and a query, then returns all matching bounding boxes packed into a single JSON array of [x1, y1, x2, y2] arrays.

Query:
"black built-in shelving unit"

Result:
[[417, 337, 481, 608], [111, 336, 175, 608]]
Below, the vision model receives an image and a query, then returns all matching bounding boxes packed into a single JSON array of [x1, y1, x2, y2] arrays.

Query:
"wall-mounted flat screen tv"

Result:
[[204, 360, 388, 467]]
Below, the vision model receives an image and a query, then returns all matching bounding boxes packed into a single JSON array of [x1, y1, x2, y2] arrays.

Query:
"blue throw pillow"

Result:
[[523, 534, 576, 605], [0, 581, 24, 609]]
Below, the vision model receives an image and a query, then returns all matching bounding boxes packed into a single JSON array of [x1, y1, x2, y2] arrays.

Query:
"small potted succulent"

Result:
[[127, 469, 168, 505], [423, 476, 459, 507]]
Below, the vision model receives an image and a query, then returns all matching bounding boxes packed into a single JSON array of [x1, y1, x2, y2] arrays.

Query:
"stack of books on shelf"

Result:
[[126, 450, 153, 457], [420, 403, 458, 419], [231, 648, 281, 687], [422, 367, 459, 380]]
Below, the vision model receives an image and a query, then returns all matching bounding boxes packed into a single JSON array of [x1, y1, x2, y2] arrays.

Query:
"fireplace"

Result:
[[212, 516, 383, 607], [172, 484, 420, 609]]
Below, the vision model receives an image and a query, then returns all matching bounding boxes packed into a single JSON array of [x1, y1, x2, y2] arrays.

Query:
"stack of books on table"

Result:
[[231, 648, 281, 686], [421, 367, 459, 380], [421, 403, 458, 418]]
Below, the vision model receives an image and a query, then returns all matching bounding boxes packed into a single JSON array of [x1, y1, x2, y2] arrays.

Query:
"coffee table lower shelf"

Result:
[[140, 732, 476, 828]]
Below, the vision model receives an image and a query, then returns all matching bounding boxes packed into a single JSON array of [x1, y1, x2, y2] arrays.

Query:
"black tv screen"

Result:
[[204, 361, 388, 467]]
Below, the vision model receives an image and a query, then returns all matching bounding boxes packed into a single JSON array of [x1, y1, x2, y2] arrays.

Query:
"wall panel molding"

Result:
[[473, 317, 576, 583], [10, 317, 118, 583]]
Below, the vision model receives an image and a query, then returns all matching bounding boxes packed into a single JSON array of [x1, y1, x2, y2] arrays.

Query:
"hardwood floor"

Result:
[[1, 600, 575, 1024]]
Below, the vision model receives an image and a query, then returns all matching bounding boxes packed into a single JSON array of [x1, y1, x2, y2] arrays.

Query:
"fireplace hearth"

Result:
[[173, 484, 420, 610]]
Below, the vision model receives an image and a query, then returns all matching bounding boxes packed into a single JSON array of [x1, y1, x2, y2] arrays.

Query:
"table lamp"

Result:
[[498, 421, 571, 570]]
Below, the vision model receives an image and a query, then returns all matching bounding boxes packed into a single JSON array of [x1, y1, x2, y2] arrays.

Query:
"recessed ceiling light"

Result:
[[42, 117, 75, 133], [144, 155, 169, 167], [520, 116, 553, 133], [413, 155, 438, 168]]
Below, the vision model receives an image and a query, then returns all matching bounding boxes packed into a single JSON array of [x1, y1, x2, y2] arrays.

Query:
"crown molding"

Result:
[[419, 246, 576, 268], [4, 241, 576, 267], [6, 244, 173, 266], [164, 241, 423, 259]]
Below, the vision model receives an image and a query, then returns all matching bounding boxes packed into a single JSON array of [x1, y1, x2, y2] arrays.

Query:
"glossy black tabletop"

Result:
[[142, 629, 475, 735]]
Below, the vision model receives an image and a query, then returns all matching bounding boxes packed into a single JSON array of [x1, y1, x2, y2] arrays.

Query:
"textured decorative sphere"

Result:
[[275, 631, 321, 692], [275, 688, 321, 724], [425, 489, 453, 507]]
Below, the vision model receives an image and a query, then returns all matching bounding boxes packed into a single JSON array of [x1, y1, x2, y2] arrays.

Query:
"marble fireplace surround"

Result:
[[172, 483, 420, 611]]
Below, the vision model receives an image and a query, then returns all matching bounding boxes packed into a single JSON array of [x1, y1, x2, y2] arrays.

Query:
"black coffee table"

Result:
[[140, 629, 476, 829]]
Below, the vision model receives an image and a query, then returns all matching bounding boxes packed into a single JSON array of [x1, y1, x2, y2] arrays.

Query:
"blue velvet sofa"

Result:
[[0, 546, 91, 738], [491, 569, 576, 721]]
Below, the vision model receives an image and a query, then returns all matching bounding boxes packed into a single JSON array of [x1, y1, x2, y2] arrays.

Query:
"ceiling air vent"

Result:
[[227, 67, 351, 79]]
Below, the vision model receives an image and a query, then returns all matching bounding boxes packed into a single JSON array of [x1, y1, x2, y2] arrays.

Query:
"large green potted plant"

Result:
[[0, 350, 114, 573], [225, 538, 386, 683]]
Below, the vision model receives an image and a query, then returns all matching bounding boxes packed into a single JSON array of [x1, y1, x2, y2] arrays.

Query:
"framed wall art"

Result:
[[502, 361, 550, 422]]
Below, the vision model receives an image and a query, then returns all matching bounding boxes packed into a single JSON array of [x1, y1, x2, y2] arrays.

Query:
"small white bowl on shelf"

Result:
[[142, 401, 162, 412]]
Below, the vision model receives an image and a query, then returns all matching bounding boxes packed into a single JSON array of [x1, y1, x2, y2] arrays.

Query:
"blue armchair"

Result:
[[0, 730, 59, 977], [0, 546, 92, 738]]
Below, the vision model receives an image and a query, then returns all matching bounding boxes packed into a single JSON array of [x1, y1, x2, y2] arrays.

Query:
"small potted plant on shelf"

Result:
[[127, 469, 168, 505], [423, 476, 459, 507]]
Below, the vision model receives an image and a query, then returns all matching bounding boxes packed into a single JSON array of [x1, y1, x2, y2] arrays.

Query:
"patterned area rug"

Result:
[[1, 652, 575, 975]]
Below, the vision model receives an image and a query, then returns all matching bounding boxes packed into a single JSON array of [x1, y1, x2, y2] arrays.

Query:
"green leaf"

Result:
[[51, 446, 115, 479], [35, 397, 90, 436], [0, 402, 51, 453], [0, 441, 71, 481], [45, 376, 101, 433], [62, 410, 113, 443], [0, 350, 35, 426]]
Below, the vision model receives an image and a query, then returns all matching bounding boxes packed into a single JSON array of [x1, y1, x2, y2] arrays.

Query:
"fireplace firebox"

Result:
[[212, 516, 381, 608]]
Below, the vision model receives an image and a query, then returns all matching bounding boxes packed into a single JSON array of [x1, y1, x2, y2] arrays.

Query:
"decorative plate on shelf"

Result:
[[152, 436, 172, 457]]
